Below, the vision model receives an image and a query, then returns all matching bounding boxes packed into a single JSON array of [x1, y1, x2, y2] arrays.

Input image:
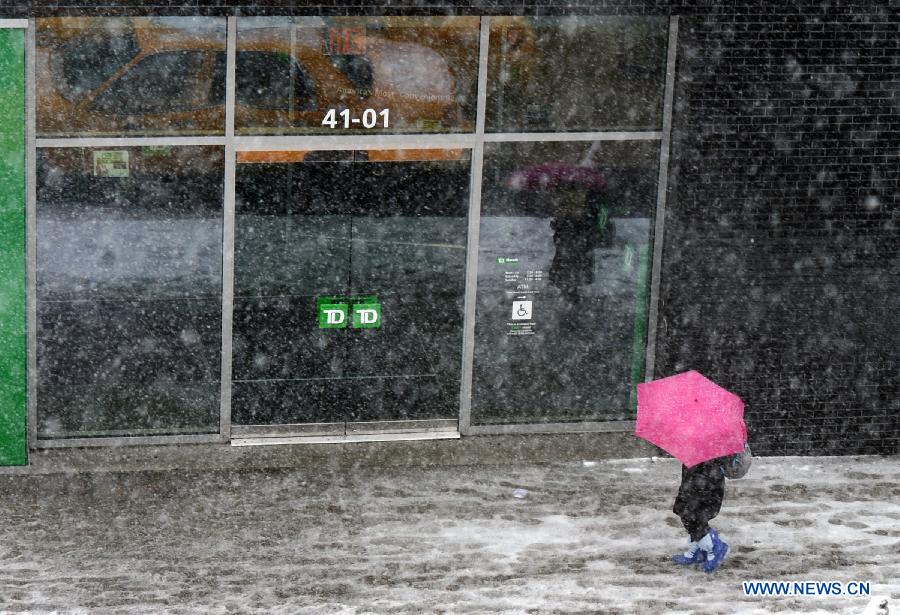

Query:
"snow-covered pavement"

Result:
[[0, 454, 897, 614]]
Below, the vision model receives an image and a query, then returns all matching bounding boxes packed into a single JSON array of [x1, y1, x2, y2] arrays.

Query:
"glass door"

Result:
[[231, 148, 470, 437]]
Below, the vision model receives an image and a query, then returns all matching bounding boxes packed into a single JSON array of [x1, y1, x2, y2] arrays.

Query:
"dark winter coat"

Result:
[[673, 459, 726, 541]]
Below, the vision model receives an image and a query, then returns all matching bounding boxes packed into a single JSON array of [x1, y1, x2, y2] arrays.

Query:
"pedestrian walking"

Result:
[[634, 370, 751, 573]]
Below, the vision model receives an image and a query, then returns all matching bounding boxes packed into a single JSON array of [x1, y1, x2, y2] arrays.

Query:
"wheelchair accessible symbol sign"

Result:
[[508, 296, 535, 336], [512, 300, 532, 320]]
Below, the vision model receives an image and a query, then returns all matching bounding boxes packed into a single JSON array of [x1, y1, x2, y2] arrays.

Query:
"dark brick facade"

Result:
[[660, 4, 898, 457], [4, 0, 897, 456]]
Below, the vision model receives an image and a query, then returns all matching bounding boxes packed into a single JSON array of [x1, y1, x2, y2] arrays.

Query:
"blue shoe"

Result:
[[701, 529, 729, 573], [672, 541, 704, 565]]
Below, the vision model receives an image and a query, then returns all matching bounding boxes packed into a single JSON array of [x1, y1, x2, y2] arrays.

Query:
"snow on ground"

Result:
[[0, 455, 897, 614]]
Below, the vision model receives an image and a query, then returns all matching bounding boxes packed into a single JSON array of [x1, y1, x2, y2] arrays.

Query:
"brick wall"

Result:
[[661, 4, 898, 456], [3, 0, 897, 455]]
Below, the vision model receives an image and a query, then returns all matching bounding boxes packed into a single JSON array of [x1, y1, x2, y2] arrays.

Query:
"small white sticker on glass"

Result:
[[511, 300, 532, 321]]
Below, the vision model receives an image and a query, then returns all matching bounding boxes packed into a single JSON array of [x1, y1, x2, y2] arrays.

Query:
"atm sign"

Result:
[[317, 295, 381, 329]]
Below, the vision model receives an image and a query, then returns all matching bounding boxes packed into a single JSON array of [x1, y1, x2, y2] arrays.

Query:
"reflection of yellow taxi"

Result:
[[36, 17, 478, 137]]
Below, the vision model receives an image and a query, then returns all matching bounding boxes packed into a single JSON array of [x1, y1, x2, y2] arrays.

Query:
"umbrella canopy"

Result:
[[506, 162, 606, 192], [635, 370, 747, 468]]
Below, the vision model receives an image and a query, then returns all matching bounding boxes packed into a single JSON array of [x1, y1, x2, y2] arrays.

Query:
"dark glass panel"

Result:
[[486, 17, 668, 132], [232, 150, 469, 425], [35, 146, 224, 438], [471, 141, 659, 425]]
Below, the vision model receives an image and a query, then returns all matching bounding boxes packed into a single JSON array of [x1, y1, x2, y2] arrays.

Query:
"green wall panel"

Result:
[[0, 28, 26, 466]]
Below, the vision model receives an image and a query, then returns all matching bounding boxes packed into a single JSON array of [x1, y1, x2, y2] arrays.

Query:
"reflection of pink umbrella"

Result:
[[635, 370, 747, 468], [506, 162, 606, 191]]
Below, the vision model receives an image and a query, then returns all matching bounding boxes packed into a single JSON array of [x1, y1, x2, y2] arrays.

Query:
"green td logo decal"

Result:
[[317, 297, 349, 328], [317, 295, 381, 329], [352, 300, 381, 328]]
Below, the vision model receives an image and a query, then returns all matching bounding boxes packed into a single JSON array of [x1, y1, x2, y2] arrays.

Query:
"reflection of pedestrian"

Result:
[[504, 162, 607, 303], [549, 190, 591, 302], [548, 189, 611, 303], [671, 459, 729, 572]]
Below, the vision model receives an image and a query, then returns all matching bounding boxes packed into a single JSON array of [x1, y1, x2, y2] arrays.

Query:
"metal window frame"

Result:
[[35, 137, 226, 148], [28, 17, 232, 450], [219, 16, 237, 444], [26, 15, 678, 448], [644, 15, 678, 382], [461, 16, 678, 436], [457, 18, 491, 436]]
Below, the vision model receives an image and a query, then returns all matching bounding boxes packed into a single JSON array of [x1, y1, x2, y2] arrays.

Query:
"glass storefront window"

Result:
[[36, 146, 224, 438], [486, 17, 668, 132], [36, 17, 226, 137], [232, 149, 470, 425], [29, 13, 673, 441], [471, 140, 659, 425], [234, 17, 480, 135]]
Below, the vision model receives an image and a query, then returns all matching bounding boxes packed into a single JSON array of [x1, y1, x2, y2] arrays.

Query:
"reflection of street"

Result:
[[37, 215, 223, 299], [36, 210, 224, 437], [235, 214, 467, 294]]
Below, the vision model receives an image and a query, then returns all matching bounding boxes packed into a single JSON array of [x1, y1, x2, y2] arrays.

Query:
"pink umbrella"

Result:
[[506, 162, 606, 191], [635, 370, 747, 468]]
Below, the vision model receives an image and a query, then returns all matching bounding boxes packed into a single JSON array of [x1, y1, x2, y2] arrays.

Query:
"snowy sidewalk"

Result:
[[0, 455, 897, 614]]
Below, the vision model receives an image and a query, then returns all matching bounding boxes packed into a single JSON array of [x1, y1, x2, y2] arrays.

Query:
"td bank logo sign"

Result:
[[317, 295, 381, 329]]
